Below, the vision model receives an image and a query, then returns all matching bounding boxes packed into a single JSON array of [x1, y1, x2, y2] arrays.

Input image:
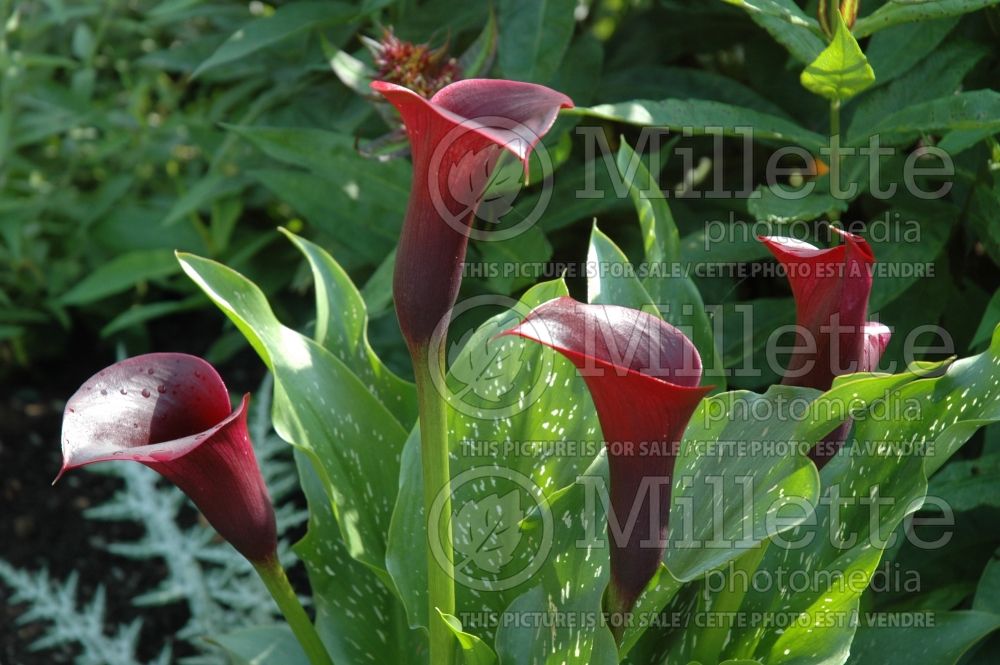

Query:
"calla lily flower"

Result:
[[760, 228, 891, 463], [504, 297, 711, 620], [759, 228, 890, 389], [371, 78, 573, 353], [58, 353, 277, 564]]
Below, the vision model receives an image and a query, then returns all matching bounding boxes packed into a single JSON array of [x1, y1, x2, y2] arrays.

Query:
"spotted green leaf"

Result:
[[453, 490, 525, 575], [178, 243, 409, 580], [611, 141, 726, 391], [386, 278, 605, 652], [296, 452, 423, 663]]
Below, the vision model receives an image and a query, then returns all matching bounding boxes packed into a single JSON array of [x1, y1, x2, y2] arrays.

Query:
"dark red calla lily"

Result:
[[760, 227, 890, 389], [504, 297, 711, 620], [371, 78, 573, 353], [760, 228, 891, 464], [58, 353, 277, 563]]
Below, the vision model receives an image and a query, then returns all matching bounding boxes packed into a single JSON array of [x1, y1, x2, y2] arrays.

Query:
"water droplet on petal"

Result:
[[141, 388, 151, 398], [100, 389, 108, 396], [157, 385, 167, 393], [147, 368, 155, 375], [120, 388, 127, 395]]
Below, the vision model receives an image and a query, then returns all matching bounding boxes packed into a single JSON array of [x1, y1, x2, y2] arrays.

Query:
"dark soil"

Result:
[[0, 333, 268, 664]]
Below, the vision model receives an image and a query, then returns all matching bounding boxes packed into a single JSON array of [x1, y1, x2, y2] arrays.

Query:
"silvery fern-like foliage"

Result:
[[0, 374, 306, 665], [0, 563, 171, 665]]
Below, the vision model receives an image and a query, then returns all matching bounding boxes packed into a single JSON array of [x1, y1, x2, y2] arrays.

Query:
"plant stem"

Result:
[[412, 343, 456, 665], [829, 99, 843, 225], [254, 557, 335, 665]]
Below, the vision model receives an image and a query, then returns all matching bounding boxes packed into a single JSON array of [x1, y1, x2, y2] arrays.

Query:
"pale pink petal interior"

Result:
[[61, 353, 234, 471]]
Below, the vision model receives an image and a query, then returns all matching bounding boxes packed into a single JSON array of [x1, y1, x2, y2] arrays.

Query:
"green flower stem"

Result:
[[254, 556, 335, 665], [412, 343, 456, 665], [829, 99, 843, 224]]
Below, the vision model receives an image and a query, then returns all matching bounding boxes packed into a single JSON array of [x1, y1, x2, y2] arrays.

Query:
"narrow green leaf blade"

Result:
[[193, 2, 356, 78], [178, 252, 409, 579], [574, 100, 826, 151], [280, 230, 417, 426], [845, 611, 1000, 665], [59, 250, 180, 306], [722, 0, 825, 63], [864, 90, 1000, 146], [853, 0, 1000, 38], [615, 139, 679, 265]]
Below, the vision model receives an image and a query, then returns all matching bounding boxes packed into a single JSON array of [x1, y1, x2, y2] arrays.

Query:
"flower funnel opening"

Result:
[[505, 297, 711, 617], [759, 228, 892, 464], [59, 353, 277, 563], [371, 78, 573, 351]]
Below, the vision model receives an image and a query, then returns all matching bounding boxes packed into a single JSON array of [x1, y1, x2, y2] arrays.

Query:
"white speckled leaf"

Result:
[[179, 251, 408, 582], [386, 278, 607, 659], [665, 386, 822, 581], [281, 230, 418, 426], [683, 328, 1000, 664], [296, 451, 424, 663]]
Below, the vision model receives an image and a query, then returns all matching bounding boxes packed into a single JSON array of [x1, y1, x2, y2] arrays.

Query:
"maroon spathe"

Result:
[[760, 228, 892, 465], [505, 297, 711, 613], [759, 227, 891, 390], [59, 353, 277, 563], [371, 78, 573, 352]]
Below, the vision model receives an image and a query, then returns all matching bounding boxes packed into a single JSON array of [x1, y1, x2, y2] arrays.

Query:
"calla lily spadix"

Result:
[[371, 78, 573, 353], [58, 353, 277, 564], [504, 297, 712, 627], [760, 227, 891, 464]]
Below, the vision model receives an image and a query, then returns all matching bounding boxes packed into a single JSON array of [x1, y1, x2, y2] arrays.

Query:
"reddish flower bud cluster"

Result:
[[370, 28, 460, 99]]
